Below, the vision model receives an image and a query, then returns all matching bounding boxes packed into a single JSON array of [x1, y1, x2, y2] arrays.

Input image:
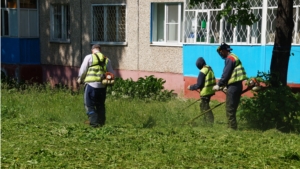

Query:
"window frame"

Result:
[[1, 0, 38, 38], [151, 2, 183, 46], [91, 3, 127, 45], [50, 4, 70, 43]]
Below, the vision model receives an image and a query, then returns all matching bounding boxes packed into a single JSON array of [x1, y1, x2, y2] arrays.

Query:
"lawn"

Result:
[[1, 85, 300, 168]]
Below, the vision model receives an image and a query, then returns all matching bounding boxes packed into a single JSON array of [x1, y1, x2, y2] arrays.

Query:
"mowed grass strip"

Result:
[[1, 87, 300, 168]]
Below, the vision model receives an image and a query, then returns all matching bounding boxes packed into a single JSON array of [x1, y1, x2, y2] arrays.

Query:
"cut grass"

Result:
[[1, 87, 300, 168]]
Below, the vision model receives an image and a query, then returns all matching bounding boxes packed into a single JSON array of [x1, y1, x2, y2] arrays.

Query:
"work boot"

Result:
[[87, 111, 99, 128], [227, 118, 237, 130]]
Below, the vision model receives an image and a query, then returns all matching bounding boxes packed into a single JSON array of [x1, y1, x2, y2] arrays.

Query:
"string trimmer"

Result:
[[183, 78, 260, 125]]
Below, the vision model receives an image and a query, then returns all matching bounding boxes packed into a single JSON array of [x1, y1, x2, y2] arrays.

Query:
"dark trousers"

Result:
[[226, 81, 243, 130], [200, 96, 214, 124], [84, 84, 107, 127]]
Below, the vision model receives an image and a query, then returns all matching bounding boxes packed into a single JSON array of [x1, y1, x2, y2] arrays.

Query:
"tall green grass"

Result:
[[2, 84, 300, 168]]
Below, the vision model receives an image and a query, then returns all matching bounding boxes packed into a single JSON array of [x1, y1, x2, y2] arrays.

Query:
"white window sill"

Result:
[[150, 43, 183, 47], [92, 42, 128, 46]]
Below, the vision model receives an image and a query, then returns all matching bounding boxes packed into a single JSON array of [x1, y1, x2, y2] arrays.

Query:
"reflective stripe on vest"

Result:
[[228, 53, 247, 85], [200, 66, 216, 96], [84, 53, 108, 83]]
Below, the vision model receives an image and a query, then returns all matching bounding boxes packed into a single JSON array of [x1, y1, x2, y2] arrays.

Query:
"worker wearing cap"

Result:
[[187, 57, 216, 125], [77, 44, 115, 127], [213, 42, 247, 130]]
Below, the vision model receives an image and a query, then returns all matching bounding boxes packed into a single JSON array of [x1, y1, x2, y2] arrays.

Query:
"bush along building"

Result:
[[1, 0, 300, 101]]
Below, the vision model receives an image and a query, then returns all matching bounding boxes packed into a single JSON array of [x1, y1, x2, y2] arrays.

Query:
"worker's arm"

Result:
[[189, 72, 205, 90], [218, 56, 235, 87], [78, 54, 92, 82]]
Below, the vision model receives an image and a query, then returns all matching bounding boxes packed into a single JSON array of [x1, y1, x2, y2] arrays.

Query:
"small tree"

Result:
[[239, 72, 300, 132]]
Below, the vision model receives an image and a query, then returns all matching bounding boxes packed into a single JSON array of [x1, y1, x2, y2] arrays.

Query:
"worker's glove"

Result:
[[187, 85, 191, 90], [252, 86, 262, 92], [222, 87, 227, 93], [77, 77, 82, 84], [212, 85, 220, 91]]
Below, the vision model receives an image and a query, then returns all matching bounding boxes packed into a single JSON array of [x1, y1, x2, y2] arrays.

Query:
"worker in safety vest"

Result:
[[213, 42, 247, 130], [188, 57, 216, 125], [77, 44, 115, 127]]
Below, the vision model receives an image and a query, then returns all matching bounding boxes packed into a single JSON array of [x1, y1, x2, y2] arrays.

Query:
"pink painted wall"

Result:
[[42, 65, 184, 95], [114, 69, 184, 95], [2, 64, 299, 101], [39, 65, 300, 100]]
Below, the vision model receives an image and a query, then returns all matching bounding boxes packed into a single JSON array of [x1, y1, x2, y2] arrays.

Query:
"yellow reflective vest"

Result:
[[200, 66, 216, 96], [84, 53, 108, 83], [228, 53, 247, 85]]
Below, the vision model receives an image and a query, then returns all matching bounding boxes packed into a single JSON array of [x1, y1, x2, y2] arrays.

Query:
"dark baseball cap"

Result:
[[217, 42, 232, 52], [91, 44, 101, 50]]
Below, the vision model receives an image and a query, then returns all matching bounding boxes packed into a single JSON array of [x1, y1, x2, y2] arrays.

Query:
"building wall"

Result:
[[183, 45, 300, 84], [183, 44, 300, 101], [39, 0, 185, 94], [39, 0, 82, 67], [138, 0, 184, 74], [39, 0, 184, 71]]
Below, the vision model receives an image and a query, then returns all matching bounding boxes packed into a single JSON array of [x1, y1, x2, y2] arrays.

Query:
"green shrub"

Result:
[[239, 72, 300, 132], [107, 75, 175, 101]]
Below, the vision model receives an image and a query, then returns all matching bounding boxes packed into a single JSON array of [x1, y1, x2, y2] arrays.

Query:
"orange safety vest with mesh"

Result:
[[84, 53, 108, 82], [228, 53, 247, 85], [200, 66, 216, 96]]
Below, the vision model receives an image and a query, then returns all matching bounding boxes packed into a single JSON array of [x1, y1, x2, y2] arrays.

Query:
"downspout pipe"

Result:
[[80, 0, 83, 63]]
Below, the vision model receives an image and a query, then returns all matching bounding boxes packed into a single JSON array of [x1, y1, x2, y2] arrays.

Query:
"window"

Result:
[[1, 0, 38, 37], [50, 4, 70, 42], [293, 7, 300, 44], [92, 4, 126, 44], [1, 0, 17, 36], [151, 3, 183, 44]]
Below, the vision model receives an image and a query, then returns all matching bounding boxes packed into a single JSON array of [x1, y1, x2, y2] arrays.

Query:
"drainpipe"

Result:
[[80, 0, 83, 63], [17, 0, 20, 84]]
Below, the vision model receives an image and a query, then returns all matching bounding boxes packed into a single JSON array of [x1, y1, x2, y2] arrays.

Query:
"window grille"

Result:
[[184, 0, 300, 45], [222, 18, 234, 43], [266, 8, 277, 43], [249, 0, 263, 7], [249, 8, 262, 44], [268, 0, 278, 7], [209, 11, 220, 43], [293, 7, 300, 44], [92, 5, 126, 43], [196, 12, 208, 42], [186, 1, 220, 10], [50, 4, 70, 42]]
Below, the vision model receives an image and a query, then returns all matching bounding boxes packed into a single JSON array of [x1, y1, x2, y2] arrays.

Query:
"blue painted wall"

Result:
[[183, 44, 300, 84], [1, 37, 40, 64]]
